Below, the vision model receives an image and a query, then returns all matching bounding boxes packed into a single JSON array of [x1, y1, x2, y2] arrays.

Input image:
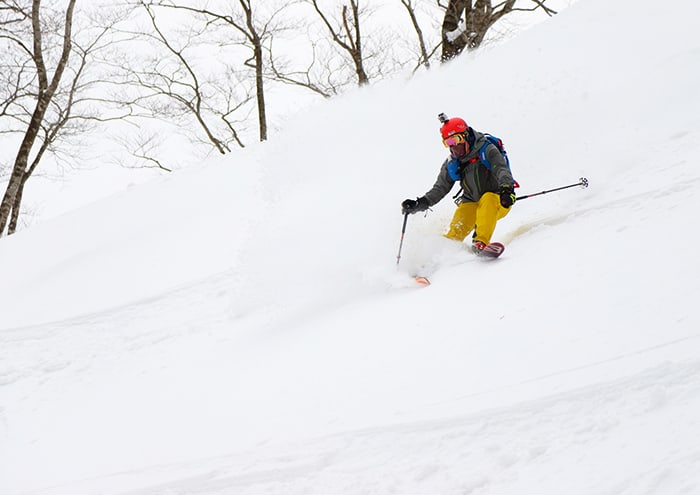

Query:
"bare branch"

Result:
[[399, 0, 432, 70], [267, 35, 334, 98]]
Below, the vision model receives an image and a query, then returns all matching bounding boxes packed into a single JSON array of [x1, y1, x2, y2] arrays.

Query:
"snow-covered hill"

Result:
[[2, 0, 700, 493]]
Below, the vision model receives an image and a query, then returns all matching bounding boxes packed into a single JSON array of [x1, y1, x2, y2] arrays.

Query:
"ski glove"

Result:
[[401, 196, 429, 215], [499, 186, 516, 208]]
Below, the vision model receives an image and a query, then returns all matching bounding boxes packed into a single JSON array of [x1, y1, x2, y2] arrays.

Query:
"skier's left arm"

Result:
[[485, 145, 516, 208]]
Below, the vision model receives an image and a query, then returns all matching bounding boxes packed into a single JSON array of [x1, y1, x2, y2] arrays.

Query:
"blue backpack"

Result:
[[479, 134, 511, 172], [447, 133, 512, 180]]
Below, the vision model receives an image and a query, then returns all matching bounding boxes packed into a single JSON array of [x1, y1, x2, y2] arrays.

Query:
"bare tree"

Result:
[[117, 1, 251, 153], [135, 1, 292, 143], [399, 0, 435, 70], [309, 0, 369, 86], [0, 0, 78, 236], [267, 33, 338, 98], [440, 0, 557, 61], [0, 1, 136, 235]]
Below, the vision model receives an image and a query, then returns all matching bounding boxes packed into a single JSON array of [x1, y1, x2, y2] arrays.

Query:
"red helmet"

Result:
[[440, 117, 468, 139]]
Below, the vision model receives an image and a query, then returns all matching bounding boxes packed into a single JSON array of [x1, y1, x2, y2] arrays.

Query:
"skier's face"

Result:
[[443, 132, 469, 159], [450, 142, 468, 159]]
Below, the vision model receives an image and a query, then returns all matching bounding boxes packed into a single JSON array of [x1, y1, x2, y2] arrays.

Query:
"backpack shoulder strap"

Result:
[[478, 134, 509, 172]]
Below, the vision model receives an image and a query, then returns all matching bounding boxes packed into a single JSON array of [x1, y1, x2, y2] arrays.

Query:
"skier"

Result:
[[401, 115, 516, 253]]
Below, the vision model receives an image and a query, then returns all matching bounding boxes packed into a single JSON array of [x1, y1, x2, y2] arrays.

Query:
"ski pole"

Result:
[[516, 177, 589, 202], [396, 212, 409, 267]]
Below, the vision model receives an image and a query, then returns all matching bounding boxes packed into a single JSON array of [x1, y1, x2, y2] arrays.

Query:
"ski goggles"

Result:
[[442, 133, 467, 147]]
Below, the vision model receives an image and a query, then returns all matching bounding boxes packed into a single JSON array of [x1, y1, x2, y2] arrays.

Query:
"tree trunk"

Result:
[[345, 2, 368, 86], [465, 0, 515, 50], [0, 161, 28, 236], [8, 173, 29, 235], [441, 0, 467, 62], [0, 94, 48, 235], [253, 38, 267, 141], [353, 52, 369, 86], [401, 0, 431, 69], [239, 0, 267, 141], [441, 0, 518, 62]]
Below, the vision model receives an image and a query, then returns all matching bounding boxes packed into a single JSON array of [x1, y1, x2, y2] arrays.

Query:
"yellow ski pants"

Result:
[[444, 192, 511, 244]]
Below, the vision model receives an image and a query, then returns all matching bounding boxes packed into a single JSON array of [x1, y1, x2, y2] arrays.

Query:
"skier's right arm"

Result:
[[422, 160, 456, 206], [402, 160, 455, 214]]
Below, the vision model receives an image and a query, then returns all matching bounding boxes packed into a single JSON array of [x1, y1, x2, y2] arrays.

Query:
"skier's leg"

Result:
[[473, 192, 511, 244], [445, 202, 477, 241]]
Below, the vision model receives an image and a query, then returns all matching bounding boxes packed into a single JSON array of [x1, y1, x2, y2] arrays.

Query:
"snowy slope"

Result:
[[2, 0, 700, 493]]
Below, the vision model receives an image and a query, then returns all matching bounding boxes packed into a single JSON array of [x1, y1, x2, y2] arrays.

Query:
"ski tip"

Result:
[[414, 276, 431, 286]]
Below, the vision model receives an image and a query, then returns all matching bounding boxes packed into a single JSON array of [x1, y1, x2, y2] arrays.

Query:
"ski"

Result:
[[413, 275, 431, 286], [408, 243, 503, 286], [478, 242, 505, 258]]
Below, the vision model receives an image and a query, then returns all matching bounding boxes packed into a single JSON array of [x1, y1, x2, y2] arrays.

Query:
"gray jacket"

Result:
[[423, 130, 514, 206]]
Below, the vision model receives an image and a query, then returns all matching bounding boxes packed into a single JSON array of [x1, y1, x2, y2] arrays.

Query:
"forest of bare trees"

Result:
[[0, 0, 558, 236]]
